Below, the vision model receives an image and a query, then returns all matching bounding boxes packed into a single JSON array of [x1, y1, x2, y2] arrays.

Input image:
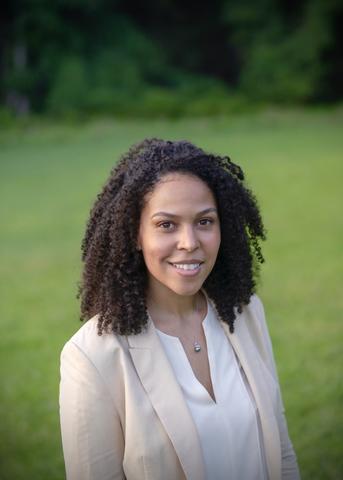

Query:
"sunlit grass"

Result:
[[1, 107, 342, 479]]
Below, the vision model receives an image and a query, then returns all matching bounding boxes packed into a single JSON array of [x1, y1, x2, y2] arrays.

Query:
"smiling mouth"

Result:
[[170, 262, 203, 271]]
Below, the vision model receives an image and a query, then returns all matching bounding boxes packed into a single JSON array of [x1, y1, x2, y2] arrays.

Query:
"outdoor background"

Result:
[[1, 0, 342, 479]]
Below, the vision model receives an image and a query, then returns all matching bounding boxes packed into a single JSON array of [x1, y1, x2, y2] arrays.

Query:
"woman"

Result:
[[59, 139, 300, 480]]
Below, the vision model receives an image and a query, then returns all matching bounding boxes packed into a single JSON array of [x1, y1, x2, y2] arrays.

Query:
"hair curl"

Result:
[[78, 138, 266, 335]]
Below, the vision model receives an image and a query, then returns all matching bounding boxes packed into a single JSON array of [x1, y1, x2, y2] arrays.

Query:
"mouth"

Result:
[[170, 262, 202, 271], [168, 261, 204, 276]]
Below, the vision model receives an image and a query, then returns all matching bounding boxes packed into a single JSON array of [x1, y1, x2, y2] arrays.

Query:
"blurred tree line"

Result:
[[1, 0, 342, 118]]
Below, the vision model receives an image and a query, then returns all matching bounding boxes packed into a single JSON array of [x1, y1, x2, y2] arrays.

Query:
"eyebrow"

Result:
[[151, 208, 218, 219]]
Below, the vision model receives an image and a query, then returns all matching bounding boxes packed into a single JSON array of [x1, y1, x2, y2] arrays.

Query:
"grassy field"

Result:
[[0, 108, 342, 479]]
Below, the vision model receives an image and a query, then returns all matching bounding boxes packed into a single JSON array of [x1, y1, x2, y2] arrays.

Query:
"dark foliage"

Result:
[[2, 0, 341, 115]]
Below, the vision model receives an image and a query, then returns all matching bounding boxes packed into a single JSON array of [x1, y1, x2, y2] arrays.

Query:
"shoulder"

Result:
[[239, 294, 279, 379], [241, 293, 269, 337], [60, 315, 129, 380], [245, 293, 265, 318]]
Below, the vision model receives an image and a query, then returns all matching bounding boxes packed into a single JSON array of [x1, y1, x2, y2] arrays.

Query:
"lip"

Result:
[[168, 261, 203, 277], [169, 260, 204, 264]]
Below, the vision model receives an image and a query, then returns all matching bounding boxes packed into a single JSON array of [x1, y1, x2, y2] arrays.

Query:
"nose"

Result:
[[177, 225, 199, 252]]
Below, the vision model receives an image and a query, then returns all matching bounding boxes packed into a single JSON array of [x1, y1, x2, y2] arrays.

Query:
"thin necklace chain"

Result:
[[149, 293, 205, 352], [176, 311, 204, 353]]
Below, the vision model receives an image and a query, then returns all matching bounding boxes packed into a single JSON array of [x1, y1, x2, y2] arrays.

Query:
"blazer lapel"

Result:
[[220, 311, 282, 480], [127, 319, 206, 480]]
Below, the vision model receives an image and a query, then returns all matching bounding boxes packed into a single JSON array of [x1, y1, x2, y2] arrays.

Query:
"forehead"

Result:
[[143, 173, 217, 213]]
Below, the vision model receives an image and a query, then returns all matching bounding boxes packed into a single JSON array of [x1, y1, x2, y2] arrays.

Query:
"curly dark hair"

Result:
[[78, 138, 266, 336]]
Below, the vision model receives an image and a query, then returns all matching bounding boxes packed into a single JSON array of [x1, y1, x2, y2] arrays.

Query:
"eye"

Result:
[[158, 221, 175, 230], [199, 218, 214, 226]]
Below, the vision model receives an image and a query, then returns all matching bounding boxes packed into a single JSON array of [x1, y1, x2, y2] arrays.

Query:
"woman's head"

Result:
[[79, 138, 266, 335], [137, 171, 221, 301]]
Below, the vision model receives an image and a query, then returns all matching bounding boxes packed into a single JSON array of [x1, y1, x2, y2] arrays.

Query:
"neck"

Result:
[[146, 281, 205, 328]]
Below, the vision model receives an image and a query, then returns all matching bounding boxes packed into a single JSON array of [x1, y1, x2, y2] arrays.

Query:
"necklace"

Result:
[[181, 329, 202, 353], [188, 294, 203, 352], [149, 292, 204, 353]]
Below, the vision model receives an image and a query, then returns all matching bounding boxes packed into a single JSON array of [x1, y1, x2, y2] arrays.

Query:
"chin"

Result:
[[169, 283, 203, 297]]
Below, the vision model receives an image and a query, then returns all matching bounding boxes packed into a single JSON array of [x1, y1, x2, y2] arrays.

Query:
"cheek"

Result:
[[142, 236, 173, 264], [207, 238, 221, 267], [205, 228, 221, 251]]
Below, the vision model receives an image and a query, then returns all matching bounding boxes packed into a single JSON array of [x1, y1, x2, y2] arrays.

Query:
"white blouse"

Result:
[[155, 298, 269, 480]]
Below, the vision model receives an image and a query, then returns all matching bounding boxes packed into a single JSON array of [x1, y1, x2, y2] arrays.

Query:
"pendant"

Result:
[[193, 341, 201, 353]]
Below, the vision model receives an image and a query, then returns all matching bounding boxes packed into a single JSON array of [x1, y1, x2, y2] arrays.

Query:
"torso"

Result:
[[155, 300, 270, 480]]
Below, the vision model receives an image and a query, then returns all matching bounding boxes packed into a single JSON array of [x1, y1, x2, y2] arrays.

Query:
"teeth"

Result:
[[173, 263, 200, 270]]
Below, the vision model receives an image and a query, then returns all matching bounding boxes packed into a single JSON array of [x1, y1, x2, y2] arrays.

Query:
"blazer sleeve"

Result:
[[252, 296, 301, 480], [59, 341, 125, 480]]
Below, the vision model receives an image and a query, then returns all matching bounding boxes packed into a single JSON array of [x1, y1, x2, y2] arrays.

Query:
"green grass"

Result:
[[1, 107, 342, 479]]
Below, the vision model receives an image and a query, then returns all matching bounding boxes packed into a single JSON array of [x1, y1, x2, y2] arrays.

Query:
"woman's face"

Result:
[[137, 172, 221, 298]]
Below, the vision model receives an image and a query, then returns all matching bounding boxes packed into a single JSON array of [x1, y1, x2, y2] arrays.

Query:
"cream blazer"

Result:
[[59, 295, 300, 480]]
